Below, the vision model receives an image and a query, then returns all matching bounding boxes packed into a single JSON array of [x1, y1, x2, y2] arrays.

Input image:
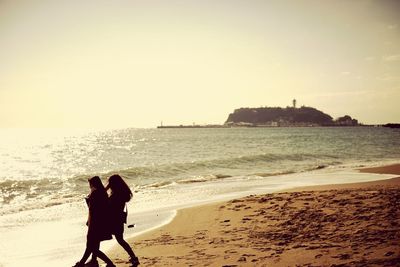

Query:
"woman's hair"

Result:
[[108, 174, 133, 202], [88, 176, 106, 191]]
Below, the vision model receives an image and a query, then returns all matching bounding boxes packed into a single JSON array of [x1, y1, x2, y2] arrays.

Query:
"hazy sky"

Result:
[[1, 0, 399, 128]]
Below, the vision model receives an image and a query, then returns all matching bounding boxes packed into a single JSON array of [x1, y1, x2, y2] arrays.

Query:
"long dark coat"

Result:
[[108, 193, 127, 234], [86, 189, 112, 242]]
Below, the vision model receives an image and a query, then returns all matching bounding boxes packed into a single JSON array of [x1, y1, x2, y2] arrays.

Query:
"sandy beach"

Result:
[[109, 164, 400, 266]]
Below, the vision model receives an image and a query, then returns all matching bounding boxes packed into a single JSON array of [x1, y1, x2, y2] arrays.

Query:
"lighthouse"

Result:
[[293, 99, 297, 108]]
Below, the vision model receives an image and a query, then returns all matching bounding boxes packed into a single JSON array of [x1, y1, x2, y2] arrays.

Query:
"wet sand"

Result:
[[108, 164, 400, 266]]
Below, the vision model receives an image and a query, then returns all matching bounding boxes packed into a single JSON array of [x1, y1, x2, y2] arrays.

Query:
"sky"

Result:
[[0, 0, 399, 128]]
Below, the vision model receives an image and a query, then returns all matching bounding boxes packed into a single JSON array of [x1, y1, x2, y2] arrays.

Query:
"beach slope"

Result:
[[109, 164, 400, 266]]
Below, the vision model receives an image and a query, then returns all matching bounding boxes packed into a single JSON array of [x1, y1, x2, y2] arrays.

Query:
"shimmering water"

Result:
[[0, 127, 399, 266]]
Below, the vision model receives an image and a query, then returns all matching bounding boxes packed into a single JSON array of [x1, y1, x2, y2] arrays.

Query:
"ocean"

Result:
[[0, 127, 399, 266]]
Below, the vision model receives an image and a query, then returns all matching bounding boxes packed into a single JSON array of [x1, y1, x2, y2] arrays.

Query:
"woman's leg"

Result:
[[89, 240, 114, 265], [114, 232, 137, 258], [77, 239, 95, 264], [97, 249, 114, 265]]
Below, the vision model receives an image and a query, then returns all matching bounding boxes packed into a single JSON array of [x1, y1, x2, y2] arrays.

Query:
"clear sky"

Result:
[[1, 0, 399, 128]]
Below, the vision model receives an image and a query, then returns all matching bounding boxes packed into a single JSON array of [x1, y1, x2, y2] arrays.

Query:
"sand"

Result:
[[108, 164, 400, 266]]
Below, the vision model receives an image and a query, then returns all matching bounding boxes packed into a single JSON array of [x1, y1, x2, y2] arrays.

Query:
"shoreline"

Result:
[[108, 164, 400, 266], [110, 164, 396, 247]]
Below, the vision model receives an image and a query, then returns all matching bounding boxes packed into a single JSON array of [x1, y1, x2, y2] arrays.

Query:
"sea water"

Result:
[[0, 127, 399, 266]]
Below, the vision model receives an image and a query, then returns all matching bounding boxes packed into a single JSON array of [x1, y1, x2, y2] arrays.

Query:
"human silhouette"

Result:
[[106, 174, 140, 266], [73, 176, 115, 267]]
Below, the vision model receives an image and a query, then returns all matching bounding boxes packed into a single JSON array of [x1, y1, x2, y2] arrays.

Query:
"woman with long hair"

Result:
[[106, 174, 139, 266], [73, 176, 115, 267]]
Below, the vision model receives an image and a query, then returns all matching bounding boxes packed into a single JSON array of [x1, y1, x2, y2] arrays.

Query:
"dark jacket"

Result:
[[86, 189, 112, 242], [108, 193, 127, 233]]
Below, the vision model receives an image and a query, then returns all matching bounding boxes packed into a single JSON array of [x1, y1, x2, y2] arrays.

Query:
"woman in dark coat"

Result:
[[73, 176, 115, 267], [106, 174, 139, 266]]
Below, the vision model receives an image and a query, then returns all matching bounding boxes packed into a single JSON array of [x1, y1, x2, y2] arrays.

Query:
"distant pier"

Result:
[[157, 124, 229, 129]]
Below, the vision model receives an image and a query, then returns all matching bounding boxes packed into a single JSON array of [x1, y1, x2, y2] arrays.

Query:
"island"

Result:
[[158, 101, 360, 128], [225, 106, 359, 127]]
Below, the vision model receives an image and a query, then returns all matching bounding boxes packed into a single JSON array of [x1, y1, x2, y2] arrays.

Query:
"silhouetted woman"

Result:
[[73, 176, 115, 267], [106, 174, 140, 266]]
